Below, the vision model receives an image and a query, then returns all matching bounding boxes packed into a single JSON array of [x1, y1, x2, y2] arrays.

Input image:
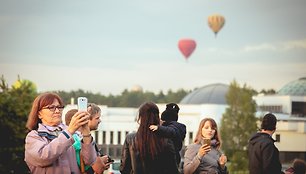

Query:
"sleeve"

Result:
[[183, 144, 201, 174], [24, 130, 74, 167], [120, 134, 132, 174], [80, 137, 97, 166], [156, 125, 180, 139]]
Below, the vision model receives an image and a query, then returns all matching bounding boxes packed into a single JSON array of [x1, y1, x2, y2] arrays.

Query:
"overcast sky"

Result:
[[1, 0, 305, 95]]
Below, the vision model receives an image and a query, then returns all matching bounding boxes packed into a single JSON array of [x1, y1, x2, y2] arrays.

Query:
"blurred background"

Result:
[[1, 0, 305, 173]]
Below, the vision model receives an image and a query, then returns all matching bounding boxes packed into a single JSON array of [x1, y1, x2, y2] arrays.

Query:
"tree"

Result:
[[220, 80, 258, 173], [0, 76, 37, 173]]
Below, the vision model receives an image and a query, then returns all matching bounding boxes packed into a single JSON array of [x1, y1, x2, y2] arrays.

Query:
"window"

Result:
[[102, 131, 106, 144], [118, 131, 121, 144], [189, 132, 193, 144], [110, 131, 114, 144], [275, 134, 280, 142]]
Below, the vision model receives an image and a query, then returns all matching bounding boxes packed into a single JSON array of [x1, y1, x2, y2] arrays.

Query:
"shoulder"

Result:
[[186, 143, 201, 150], [26, 130, 39, 138]]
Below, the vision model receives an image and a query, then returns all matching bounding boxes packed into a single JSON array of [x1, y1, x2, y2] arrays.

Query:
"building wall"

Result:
[[62, 99, 306, 162], [275, 120, 306, 152]]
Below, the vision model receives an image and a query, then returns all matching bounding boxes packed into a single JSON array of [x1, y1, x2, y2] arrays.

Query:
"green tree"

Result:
[[220, 80, 258, 173], [0, 76, 37, 173]]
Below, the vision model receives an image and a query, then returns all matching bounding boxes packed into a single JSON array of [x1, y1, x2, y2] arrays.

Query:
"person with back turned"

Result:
[[248, 113, 283, 174]]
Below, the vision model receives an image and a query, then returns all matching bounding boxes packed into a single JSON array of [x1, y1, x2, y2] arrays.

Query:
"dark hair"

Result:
[[65, 109, 78, 125], [136, 102, 165, 161], [194, 118, 221, 149], [26, 92, 64, 130], [161, 103, 180, 122], [261, 113, 277, 131], [293, 158, 306, 174]]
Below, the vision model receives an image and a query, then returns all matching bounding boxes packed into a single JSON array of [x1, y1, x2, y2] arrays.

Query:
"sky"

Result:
[[0, 0, 306, 95]]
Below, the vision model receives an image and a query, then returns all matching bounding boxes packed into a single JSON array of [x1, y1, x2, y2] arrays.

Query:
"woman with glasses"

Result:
[[24, 92, 96, 174]]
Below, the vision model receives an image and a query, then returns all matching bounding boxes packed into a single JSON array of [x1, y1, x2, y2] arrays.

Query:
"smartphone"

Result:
[[203, 138, 211, 146], [77, 97, 88, 112]]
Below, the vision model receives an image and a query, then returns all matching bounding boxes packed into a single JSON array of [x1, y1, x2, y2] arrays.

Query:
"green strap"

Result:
[[72, 134, 91, 171]]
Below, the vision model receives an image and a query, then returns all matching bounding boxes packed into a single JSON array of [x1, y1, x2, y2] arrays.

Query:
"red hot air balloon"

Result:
[[178, 39, 196, 60]]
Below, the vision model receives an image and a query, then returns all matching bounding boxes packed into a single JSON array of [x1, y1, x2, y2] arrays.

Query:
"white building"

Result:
[[254, 77, 306, 163], [63, 78, 306, 163]]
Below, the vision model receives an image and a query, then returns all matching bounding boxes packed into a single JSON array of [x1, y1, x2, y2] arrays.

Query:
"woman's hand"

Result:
[[149, 125, 158, 131], [67, 111, 89, 135], [197, 144, 211, 159], [218, 154, 227, 169]]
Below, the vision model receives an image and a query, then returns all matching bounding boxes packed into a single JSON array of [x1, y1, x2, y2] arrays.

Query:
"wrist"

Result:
[[82, 133, 91, 137], [196, 154, 202, 161]]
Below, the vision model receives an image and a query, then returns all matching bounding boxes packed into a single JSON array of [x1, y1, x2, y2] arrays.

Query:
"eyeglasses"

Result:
[[42, 105, 65, 112]]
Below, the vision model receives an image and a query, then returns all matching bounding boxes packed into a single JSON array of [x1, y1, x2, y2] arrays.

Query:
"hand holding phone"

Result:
[[77, 97, 88, 112]]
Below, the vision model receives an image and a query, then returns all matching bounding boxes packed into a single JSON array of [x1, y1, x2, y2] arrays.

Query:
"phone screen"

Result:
[[77, 97, 88, 111]]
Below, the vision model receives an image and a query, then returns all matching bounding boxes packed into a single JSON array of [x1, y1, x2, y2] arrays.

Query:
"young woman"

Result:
[[184, 118, 228, 174], [120, 102, 179, 174]]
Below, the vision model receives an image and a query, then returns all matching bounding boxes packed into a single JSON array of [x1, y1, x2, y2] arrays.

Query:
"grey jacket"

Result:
[[25, 123, 96, 174], [184, 143, 227, 174]]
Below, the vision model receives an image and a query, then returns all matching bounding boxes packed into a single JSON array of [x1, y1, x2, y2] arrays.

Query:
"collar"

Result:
[[42, 123, 65, 132]]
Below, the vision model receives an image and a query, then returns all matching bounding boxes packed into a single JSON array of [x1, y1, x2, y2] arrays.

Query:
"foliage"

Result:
[[56, 88, 190, 107], [220, 80, 258, 173], [0, 76, 37, 173], [259, 88, 276, 95]]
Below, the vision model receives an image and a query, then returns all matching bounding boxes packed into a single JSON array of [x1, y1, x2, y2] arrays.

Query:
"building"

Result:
[[63, 78, 306, 163], [254, 77, 306, 163]]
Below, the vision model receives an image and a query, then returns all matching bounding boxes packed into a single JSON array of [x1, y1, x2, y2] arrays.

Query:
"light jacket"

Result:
[[25, 123, 96, 174], [184, 143, 227, 174]]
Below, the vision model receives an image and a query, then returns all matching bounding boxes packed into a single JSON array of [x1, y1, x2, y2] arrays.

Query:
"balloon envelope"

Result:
[[178, 39, 196, 60], [208, 14, 225, 36]]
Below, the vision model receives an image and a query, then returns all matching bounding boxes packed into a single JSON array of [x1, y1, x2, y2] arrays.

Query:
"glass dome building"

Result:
[[278, 77, 306, 96]]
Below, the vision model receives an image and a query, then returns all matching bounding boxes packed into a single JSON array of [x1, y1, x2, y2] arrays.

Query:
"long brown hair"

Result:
[[194, 118, 222, 149], [136, 102, 165, 161], [26, 92, 64, 130]]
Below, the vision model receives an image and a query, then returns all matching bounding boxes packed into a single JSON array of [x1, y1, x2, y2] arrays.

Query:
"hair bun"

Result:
[[166, 103, 180, 113]]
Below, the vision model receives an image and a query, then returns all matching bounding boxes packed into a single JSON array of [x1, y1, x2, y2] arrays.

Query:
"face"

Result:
[[38, 99, 63, 126], [201, 120, 216, 139], [88, 112, 101, 131]]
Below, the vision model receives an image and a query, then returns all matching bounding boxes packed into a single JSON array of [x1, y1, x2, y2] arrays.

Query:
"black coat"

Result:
[[157, 121, 186, 164], [158, 121, 186, 152], [248, 132, 282, 174], [120, 132, 179, 174]]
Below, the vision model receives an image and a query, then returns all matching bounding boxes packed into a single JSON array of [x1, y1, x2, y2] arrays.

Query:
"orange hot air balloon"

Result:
[[208, 14, 225, 37], [178, 39, 196, 60]]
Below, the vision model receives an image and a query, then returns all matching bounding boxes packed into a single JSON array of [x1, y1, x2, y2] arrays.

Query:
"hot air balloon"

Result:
[[178, 39, 196, 61], [208, 14, 225, 37]]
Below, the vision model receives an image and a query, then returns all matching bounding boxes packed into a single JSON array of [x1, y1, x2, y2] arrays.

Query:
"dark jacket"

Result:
[[248, 132, 282, 174], [120, 132, 179, 174], [157, 121, 186, 164]]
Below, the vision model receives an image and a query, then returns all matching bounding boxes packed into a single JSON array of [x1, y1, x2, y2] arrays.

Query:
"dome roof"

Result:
[[180, 83, 229, 105], [277, 77, 306, 96]]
